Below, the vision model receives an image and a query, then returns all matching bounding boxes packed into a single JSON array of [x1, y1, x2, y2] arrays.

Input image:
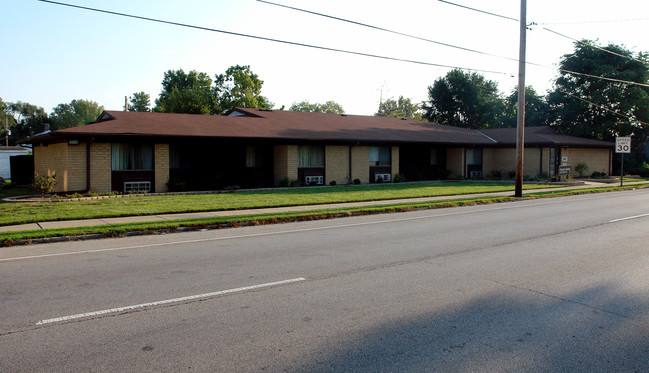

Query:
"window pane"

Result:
[[369, 147, 380, 163], [310, 146, 324, 167], [430, 149, 437, 165], [370, 146, 390, 166], [298, 146, 324, 168], [467, 149, 482, 165], [111, 143, 153, 170], [379, 147, 390, 164], [298, 146, 310, 168], [246, 146, 256, 168]]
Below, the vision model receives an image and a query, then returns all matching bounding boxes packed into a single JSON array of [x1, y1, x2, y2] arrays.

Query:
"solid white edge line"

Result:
[[609, 213, 649, 223], [36, 277, 306, 325], [1, 198, 579, 262]]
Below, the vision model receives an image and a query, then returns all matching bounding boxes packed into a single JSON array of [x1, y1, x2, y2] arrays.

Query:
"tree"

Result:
[[154, 69, 216, 114], [422, 69, 504, 129], [6, 101, 50, 143], [375, 96, 422, 120], [547, 41, 649, 151], [50, 99, 104, 130], [499, 86, 550, 128], [214, 65, 272, 112], [289, 100, 345, 114], [128, 92, 151, 112]]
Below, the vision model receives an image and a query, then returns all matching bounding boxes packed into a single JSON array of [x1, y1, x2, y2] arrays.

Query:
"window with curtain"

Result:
[[430, 149, 438, 165], [466, 148, 483, 165], [111, 143, 153, 171], [369, 146, 391, 166], [298, 145, 324, 168]]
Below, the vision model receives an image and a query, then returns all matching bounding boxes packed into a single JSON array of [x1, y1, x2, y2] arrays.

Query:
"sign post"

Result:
[[615, 137, 631, 187]]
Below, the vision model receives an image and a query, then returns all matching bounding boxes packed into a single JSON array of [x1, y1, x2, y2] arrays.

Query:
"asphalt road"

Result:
[[2, 189, 649, 372]]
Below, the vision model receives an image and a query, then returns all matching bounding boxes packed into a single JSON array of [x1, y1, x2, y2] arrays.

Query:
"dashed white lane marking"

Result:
[[609, 213, 649, 223], [36, 277, 306, 325]]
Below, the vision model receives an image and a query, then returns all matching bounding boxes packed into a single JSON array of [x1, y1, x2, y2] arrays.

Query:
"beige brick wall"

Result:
[[33, 142, 89, 192], [273, 145, 298, 185], [325, 145, 349, 185], [483, 147, 545, 177], [391, 146, 399, 177], [34, 142, 69, 193], [66, 143, 88, 191], [561, 148, 611, 177], [155, 143, 169, 193], [90, 143, 111, 193], [446, 148, 465, 179], [351, 146, 370, 184]]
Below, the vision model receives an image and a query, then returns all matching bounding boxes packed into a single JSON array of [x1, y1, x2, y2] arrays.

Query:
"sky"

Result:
[[1, 0, 648, 116]]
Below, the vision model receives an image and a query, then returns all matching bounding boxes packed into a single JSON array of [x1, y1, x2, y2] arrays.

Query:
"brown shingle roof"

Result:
[[27, 109, 613, 148], [42, 109, 493, 145], [478, 126, 613, 148]]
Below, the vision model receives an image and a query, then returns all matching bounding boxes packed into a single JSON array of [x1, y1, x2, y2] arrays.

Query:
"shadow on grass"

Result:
[[291, 285, 649, 372]]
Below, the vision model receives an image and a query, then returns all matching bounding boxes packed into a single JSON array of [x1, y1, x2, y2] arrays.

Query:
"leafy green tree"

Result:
[[422, 69, 504, 129], [289, 100, 345, 114], [547, 41, 649, 151], [6, 101, 50, 143], [214, 65, 272, 112], [154, 69, 217, 114], [50, 99, 104, 130], [375, 96, 422, 120], [128, 92, 151, 112], [499, 86, 550, 128]]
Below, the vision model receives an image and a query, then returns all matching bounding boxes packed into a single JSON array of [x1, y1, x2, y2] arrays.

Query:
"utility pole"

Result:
[[514, 0, 527, 197]]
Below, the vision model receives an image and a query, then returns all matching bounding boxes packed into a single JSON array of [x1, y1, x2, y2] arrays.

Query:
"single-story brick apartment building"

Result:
[[24, 108, 614, 194]]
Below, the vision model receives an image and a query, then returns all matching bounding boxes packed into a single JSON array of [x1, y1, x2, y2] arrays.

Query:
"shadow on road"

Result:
[[292, 284, 649, 372]]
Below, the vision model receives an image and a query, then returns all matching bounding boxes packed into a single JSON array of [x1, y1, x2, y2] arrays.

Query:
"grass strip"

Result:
[[0, 182, 558, 226], [2, 183, 647, 247]]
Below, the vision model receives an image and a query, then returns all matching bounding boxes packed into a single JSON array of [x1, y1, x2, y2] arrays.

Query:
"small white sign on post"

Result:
[[616, 137, 631, 153]]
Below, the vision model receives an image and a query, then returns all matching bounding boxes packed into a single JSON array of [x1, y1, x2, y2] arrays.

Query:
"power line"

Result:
[[558, 87, 648, 127], [37, 0, 512, 77], [437, 0, 649, 86], [437, 0, 518, 22], [539, 27, 648, 66], [257, 0, 520, 64]]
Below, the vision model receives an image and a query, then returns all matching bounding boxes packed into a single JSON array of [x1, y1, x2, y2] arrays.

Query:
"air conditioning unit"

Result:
[[374, 173, 391, 182], [124, 181, 151, 193], [469, 171, 483, 179], [305, 176, 324, 185]]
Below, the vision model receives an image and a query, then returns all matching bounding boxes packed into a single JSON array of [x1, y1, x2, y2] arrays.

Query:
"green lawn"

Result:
[[0, 182, 556, 226]]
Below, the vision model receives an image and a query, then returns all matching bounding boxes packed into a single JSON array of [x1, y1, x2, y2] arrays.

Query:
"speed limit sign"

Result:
[[616, 137, 631, 153]]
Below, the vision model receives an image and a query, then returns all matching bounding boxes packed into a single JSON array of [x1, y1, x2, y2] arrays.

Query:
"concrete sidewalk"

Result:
[[0, 180, 640, 233]]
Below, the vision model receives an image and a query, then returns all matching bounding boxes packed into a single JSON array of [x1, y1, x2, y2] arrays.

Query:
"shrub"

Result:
[[167, 177, 188, 192], [626, 160, 649, 177], [487, 170, 503, 180], [591, 171, 607, 178], [289, 179, 300, 187], [575, 162, 589, 177], [353, 178, 361, 185], [33, 172, 57, 197], [506, 170, 516, 179], [438, 169, 452, 180], [278, 177, 289, 187], [393, 174, 404, 183], [376, 176, 384, 183], [329, 180, 337, 186]]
